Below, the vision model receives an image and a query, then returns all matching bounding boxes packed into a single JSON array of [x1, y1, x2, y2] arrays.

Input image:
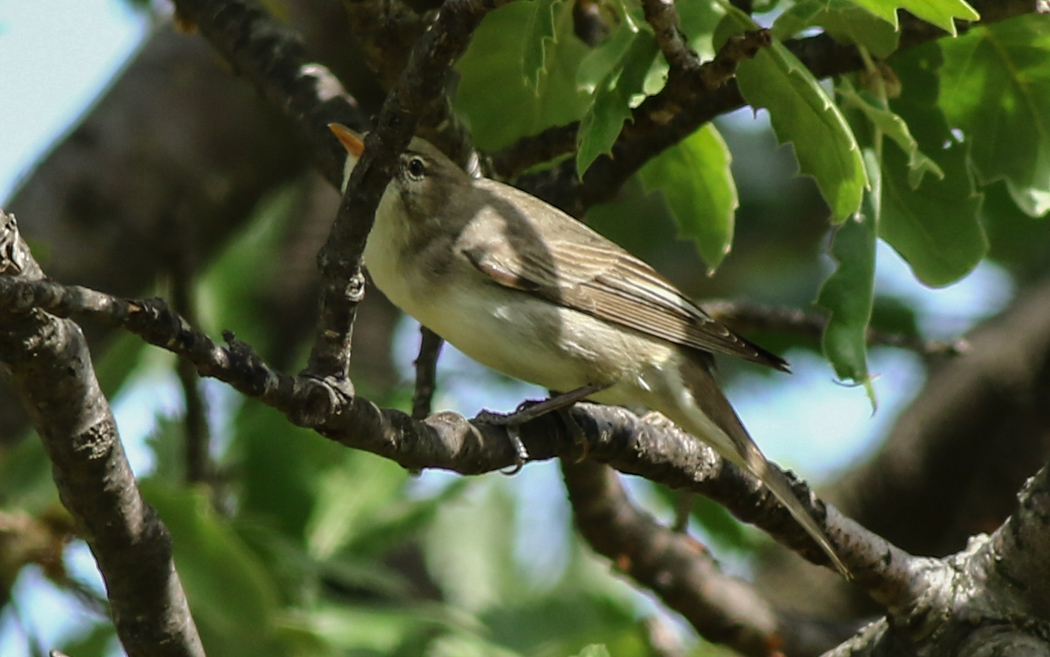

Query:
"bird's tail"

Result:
[[670, 353, 850, 578]]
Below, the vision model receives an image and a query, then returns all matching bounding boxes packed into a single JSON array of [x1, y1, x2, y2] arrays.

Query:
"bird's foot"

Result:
[[476, 384, 606, 472], [475, 409, 531, 474]]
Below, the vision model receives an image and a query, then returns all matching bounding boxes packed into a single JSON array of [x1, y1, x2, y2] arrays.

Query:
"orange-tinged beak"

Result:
[[328, 123, 365, 158]]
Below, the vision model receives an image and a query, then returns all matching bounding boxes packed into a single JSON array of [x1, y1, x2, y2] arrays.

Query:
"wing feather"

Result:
[[458, 182, 788, 371]]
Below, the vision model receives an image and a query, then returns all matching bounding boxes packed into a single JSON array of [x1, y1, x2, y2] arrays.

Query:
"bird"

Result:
[[329, 123, 848, 577]]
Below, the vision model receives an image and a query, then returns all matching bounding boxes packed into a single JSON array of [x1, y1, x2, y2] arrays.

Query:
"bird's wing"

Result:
[[459, 184, 789, 371]]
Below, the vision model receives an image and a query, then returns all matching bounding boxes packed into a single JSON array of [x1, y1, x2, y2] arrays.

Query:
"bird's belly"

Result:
[[381, 282, 662, 394]]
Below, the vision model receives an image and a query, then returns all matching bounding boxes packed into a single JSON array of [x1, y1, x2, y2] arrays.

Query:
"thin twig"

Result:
[[166, 217, 211, 485], [412, 327, 444, 420], [641, 0, 699, 71], [702, 299, 969, 358]]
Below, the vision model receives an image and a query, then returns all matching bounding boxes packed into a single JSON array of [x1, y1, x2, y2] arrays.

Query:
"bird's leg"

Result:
[[476, 384, 607, 472]]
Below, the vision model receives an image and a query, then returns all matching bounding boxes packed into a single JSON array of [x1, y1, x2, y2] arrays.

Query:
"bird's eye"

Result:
[[406, 157, 426, 180]]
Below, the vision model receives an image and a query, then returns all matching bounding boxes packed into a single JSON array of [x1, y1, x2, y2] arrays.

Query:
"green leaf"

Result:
[[639, 124, 738, 272], [576, 8, 660, 176], [522, 0, 562, 90], [720, 7, 867, 223], [816, 152, 878, 405], [677, 0, 726, 60], [939, 15, 1050, 216], [847, 0, 979, 35], [573, 645, 612, 657], [424, 480, 519, 612], [774, 0, 899, 58], [141, 480, 289, 657], [457, 1, 590, 151], [233, 401, 348, 540], [877, 43, 987, 286], [838, 79, 944, 187], [880, 138, 986, 286], [305, 452, 405, 559]]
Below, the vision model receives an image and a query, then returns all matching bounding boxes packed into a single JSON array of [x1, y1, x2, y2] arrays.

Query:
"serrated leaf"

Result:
[[457, 1, 590, 150], [522, 0, 562, 90], [774, 0, 899, 57], [577, 19, 660, 176], [939, 15, 1050, 217], [816, 151, 878, 407], [848, 0, 979, 35], [639, 124, 738, 272], [838, 79, 944, 187], [721, 7, 867, 223]]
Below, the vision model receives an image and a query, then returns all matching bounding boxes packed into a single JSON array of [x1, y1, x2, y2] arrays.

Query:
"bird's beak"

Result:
[[329, 123, 365, 189], [329, 123, 364, 160]]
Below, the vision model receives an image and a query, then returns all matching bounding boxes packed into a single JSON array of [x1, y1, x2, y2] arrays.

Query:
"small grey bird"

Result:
[[330, 123, 847, 576]]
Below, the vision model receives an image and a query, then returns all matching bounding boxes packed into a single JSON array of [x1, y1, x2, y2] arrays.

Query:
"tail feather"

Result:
[[673, 353, 850, 578]]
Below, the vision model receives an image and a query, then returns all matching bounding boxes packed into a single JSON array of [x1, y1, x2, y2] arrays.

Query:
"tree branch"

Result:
[[562, 460, 859, 656], [301, 0, 512, 385], [501, 0, 1039, 216], [703, 299, 968, 359], [0, 212, 205, 657], [0, 269, 924, 592], [170, 0, 364, 188]]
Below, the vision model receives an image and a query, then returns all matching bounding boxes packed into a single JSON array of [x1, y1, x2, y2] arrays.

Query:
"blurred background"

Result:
[[1, 0, 1046, 655]]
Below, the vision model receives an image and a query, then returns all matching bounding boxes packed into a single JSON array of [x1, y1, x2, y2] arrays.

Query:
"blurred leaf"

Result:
[[677, 0, 726, 60], [982, 181, 1050, 276], [577, 4, 660, 175], [199, 183, 303, 353], [838, 79, 943, 188], [424, 481, 519, 612], [0, 437, 56, 511], [523, 0, 563, 90], [640, 125, 738, 272], [870, 295, 920, 336], [233, 401, 348, 540], [774, 0, 899, 58], [720, 7, 867, 223], [306, 452, 408, 560], [57, 621, 117, 657], [286, 602, 467, 654], [93, 330, 147, 399], [847, 0, 979, 34], [939, 15, 1050, 216], [816, 153, 878, 405], [457, 1, 590, 151], [141, 480, 289, 657]]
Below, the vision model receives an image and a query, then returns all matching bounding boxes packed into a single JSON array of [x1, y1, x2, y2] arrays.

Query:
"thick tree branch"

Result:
[[826, 462, 1050, 656], [562, 460, 859, 656], [171, 0, 364, 187], [0, 270, 922, 591], [0, 212, 205, 657]]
